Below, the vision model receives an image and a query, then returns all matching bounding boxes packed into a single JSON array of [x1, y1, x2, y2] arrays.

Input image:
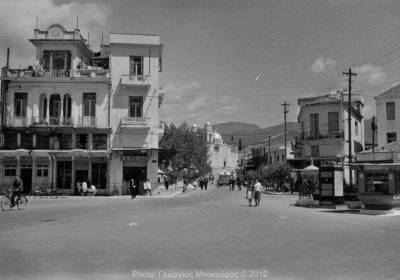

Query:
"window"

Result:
[[311, 145, 319, 157], [37, 164, 49, 177], [92, 163, 107, 189], [387, 132, 397, 144], [4, 133, 17, 150], [276, 155, 280, 162], [129, 96, 143, 118], [386, 102, 395, 120], [21, 133, 32, 149], [129, 56, 143, 76], [92, 134, 107, 150], [36, 134, 49, 149], [310, 113, 319, 138], [76, 134, 89, 149], [355, 121, 359, 136], [14, 92, 27, 117], [83, 93, 96, 117], [4, 164, 17, 176], [60, 134, 72, 150], [328, 112, 339, 133]]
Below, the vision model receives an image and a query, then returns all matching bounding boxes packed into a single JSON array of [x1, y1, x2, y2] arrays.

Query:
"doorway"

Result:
[[20, 168, 32, 194], [123, 167, 147, 195]]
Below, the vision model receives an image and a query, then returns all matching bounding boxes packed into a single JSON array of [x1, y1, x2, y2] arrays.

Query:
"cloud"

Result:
[[0, 0, 110, 66], [187, 96, 208, 111], [354, 63, 386, 85], [310, 57, 336, 73], [162, 81, 201, 101]]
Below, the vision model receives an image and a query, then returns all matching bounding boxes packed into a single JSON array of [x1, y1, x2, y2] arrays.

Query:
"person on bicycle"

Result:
[[10, 175, 23, 208]]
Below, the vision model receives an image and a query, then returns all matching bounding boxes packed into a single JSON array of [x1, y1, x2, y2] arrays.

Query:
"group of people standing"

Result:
[[76, 180, 96, 196], [229, 176, 243, 191], [129, 178, 152, 199]]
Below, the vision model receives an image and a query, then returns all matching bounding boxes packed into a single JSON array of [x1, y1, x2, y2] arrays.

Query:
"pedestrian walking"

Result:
[[204, 177, 208, 190], [246, 180, 254, 207], [253, 179, 262, 207], [164, 176, 169, 191], [237, 177, 242, 191], [199, 177, 204, 190], [230, 176, 235, 191], [129, 178, 136, 199], [144, 179, 152, 196]]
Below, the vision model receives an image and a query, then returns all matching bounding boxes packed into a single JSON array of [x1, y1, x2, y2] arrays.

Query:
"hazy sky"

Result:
[[1, 0, 400, 128]]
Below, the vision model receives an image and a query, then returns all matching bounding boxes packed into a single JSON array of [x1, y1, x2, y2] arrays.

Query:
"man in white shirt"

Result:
[[253, 179, 262, 207], [81, 181, 88, 196], [144, 179, 152, 196]]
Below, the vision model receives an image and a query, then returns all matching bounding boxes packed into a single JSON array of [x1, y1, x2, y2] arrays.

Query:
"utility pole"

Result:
[[372, 116, 376, 152], [268, 135, 271, 166], [343, 68, 357, 189], [281, 101, 289, 163]]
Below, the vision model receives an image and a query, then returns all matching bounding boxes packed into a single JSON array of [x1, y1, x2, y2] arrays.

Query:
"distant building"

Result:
[[292, 92, 365, 185], [239, 137, 293, 176], [204, 122, 238, 176], [375, 83, 400, 148]]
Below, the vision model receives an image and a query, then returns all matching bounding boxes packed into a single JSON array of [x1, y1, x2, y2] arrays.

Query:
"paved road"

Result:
[[1, 187, 400, 280]]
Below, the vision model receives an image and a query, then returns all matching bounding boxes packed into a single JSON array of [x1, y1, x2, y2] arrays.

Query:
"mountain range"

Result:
[[214, 119, 375, 148]]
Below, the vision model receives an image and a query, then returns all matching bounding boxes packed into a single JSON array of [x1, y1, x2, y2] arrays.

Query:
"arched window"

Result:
[[49, 94, 61, 125], [63, 94, 72, 119], [39, 94, 47, 123]]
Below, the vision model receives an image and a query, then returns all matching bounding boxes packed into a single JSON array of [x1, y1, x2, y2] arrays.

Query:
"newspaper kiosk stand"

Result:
[[319, 163, 344, 205]]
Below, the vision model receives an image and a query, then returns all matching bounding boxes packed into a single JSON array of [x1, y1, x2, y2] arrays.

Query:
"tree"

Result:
[[159, 122, 211, 181], [238, 138, 243, 151]]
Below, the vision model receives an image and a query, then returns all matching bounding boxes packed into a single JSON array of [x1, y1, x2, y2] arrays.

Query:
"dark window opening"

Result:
[[129, 96, 143, 118], [14, 92, 28, 117], [92, 134, 107, 150], [129, 56, 143, 76], [76, 134, 89, 149]]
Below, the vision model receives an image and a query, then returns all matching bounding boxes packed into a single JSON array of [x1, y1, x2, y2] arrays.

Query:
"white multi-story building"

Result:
[[0, 24, 163, 195], [293, 92, 364, 184], [375, 83, 400, 148]]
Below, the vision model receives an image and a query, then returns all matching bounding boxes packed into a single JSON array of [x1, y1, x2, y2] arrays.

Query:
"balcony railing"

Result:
[[303, 130, 343, 140], [8, 116, 28, 127], [78, 116, 97, 127], [31, 116, 74, 126], [119, 75, 152, 87], [3, 67, 110, 80], [120, 117, 150, 128]]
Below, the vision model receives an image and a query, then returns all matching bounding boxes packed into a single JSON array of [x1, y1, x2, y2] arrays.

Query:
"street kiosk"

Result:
[[318, 163, 344, 205]]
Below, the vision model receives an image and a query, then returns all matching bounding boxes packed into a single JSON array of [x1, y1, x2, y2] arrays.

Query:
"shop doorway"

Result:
[[123, 167, 147, 195], [20, 168, 32, 194]]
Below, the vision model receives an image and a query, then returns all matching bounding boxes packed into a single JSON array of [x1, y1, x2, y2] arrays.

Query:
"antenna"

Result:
[[35, 16, 38, 29], [76, 16, 79, 29], [101, 32, 104, 45], [87, 32, 90, 46]]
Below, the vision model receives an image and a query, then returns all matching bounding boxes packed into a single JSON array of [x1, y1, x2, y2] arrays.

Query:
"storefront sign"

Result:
[[122, 156, 147, 162]]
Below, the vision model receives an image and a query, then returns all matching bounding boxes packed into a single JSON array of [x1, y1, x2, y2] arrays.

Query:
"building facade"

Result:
[[292, 92, 365, 185], [0, 24, 163, 194], [204, 122, 238, 177], [375, 83, 400, 148], [239, 138, 294, 176]]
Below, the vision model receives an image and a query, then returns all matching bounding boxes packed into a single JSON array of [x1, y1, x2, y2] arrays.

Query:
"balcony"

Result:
[[120, 117, 150, 128], [7, 116, 28, 127], [119, 75, 152, 88], [304, 130, 343, 141], [30, 116, 74, 126], [2, 67, 110, 81], [78, 116, 97, 127]]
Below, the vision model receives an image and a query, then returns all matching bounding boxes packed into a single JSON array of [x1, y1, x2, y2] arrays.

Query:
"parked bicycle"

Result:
[[1, 188, 28, 211]]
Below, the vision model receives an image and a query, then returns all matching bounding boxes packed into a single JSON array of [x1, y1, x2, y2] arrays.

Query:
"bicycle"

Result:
[[1, 189, 28, 211]]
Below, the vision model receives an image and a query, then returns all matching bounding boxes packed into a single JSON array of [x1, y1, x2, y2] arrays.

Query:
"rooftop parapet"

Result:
[[110, 33, 161, 45]]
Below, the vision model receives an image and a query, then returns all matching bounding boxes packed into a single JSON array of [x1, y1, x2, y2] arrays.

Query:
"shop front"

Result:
[[353, 163, 400, 210]]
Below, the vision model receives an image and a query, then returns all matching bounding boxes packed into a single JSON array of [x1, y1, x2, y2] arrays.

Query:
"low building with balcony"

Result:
[[291, 92, 365, 186], [0, 24, 164, 195]]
